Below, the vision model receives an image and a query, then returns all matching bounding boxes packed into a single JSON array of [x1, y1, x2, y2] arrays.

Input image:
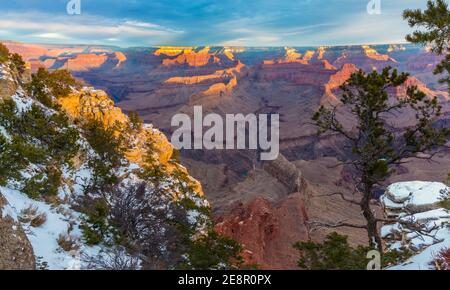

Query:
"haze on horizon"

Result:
[[0, 0, 433, 47]]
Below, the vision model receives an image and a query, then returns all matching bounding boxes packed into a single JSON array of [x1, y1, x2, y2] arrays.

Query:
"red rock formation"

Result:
[[322, 63, 359, 104], [317, 46, 328, 60], [395, 76, 449, 99], [65, 54, 108, 71], [320, 59, 336, 70], [215, 192, 310, 269], [362, 45, 396, 62], [159, 47, 218, 67], [259, 61, 334, 86], [114, 51, 127, 67]]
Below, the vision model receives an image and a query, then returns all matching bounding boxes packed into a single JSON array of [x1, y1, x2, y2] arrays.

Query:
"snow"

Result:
[[0, 63, 14, 81], [386, 181, 448, 205], [381, 181, 450, 270], [0, 125, 10, 140], [1, 200, 18, 221], [389, 240, 449, 270], [11, 94, 34, 112], [406, 182, 449, 208], [400, 208, 450, 224], [0, 186, 99, 269]]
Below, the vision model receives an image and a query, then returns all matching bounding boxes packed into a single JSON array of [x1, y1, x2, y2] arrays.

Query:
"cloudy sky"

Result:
[[0, 0, 431, 47]]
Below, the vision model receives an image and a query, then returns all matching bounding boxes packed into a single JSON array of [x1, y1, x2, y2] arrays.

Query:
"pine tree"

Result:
[[312, 67, 450, 252], [404, 0, 450, 198], [404, 0, 450, 91]]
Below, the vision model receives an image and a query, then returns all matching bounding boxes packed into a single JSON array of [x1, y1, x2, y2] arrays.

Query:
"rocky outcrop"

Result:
[[258, 61, 334, 85], [317, 46, 328, 59], [57, 87, 204, 196], [66, 54, 108, 71], [322, 63, 358, 104], [362, 45, 396, 62], [381, 181, 450, 269], [59, 88, 128, 127], [158, 47, 219, 67], [215, 192, 310, 269], [262, 153, 306, 194], [0, 64, 17, 100], [394, 76, 449, 100], [0, 193, 35, 270], [164, 61, 245, 86]]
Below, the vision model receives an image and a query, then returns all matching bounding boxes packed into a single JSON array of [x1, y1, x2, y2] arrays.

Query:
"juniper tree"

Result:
[[312, 67, 449, 252]]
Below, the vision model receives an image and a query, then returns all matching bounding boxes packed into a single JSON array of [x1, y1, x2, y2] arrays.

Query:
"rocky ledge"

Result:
[[381, 181, 449, 269]]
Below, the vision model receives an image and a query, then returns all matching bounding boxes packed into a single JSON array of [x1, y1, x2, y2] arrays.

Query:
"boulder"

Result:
[[0, 193, 35, 270]]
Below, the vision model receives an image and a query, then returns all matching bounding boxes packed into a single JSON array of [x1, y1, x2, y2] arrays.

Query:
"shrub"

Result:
[[83, 119, 125, 195], [10, 53, 26, 75], [82, 246, 140, 270], [13, 104, 79, 164], [27, 68, 81, 101], [0, 98, 18, 131], [127, 111, 143, 132], [57, 233, 79, 252], [0, 43, 9, 63], [81, 198, 111, 245], [47, 69, 80, 98], [438, 198, 450, 210], [26, 69, 54, 108], [432, 248, 450, 270], [21, 167, 61, 200], [295, 232, 415, 270], [294, 232, 371, 270], [178, 230, 244, 270], [382, 247, 414, 268], [18, 205, 47, 227]]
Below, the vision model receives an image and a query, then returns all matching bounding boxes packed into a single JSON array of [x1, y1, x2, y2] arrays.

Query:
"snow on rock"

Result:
[[381, 181, 450, 270], [11, 93, 34, 112], [0, 63, 14, 82], [382, 181, 449, 217]]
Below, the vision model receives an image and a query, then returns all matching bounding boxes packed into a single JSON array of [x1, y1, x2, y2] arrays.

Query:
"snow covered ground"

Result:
[[1, 186, 100, 269]]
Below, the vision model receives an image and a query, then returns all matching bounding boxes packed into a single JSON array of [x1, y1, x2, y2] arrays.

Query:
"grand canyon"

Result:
[[3, 41, 448, 269]]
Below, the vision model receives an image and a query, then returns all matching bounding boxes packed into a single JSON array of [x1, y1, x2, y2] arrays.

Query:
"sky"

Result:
[[0, 0, 433, 47]]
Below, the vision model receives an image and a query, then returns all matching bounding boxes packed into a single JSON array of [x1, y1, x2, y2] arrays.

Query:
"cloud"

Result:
[[0, 12, 183, 46], [0, 0, 429, 46]]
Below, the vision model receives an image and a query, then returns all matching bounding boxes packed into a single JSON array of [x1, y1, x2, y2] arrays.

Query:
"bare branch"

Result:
[[318, 192, 361, 206], [307, 219, 367, 232]]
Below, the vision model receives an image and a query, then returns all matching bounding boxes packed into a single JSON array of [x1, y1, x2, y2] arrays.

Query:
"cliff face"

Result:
[[57, 87, 203, 196], [215, 192, 310, 269], [157, 47, 219, 67], [0, 63, 18, 100]]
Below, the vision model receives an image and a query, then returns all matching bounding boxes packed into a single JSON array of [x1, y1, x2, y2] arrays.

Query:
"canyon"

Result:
[[4, 41, 449, 269]]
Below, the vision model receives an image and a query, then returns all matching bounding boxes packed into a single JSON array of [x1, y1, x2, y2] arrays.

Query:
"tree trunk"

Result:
[[361, 183, 383, 254]]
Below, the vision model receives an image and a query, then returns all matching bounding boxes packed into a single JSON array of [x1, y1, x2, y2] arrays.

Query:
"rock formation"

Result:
[[0, 193, 35, 270], [215, 192, 310, 269], [381, 181, 450, 269]]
